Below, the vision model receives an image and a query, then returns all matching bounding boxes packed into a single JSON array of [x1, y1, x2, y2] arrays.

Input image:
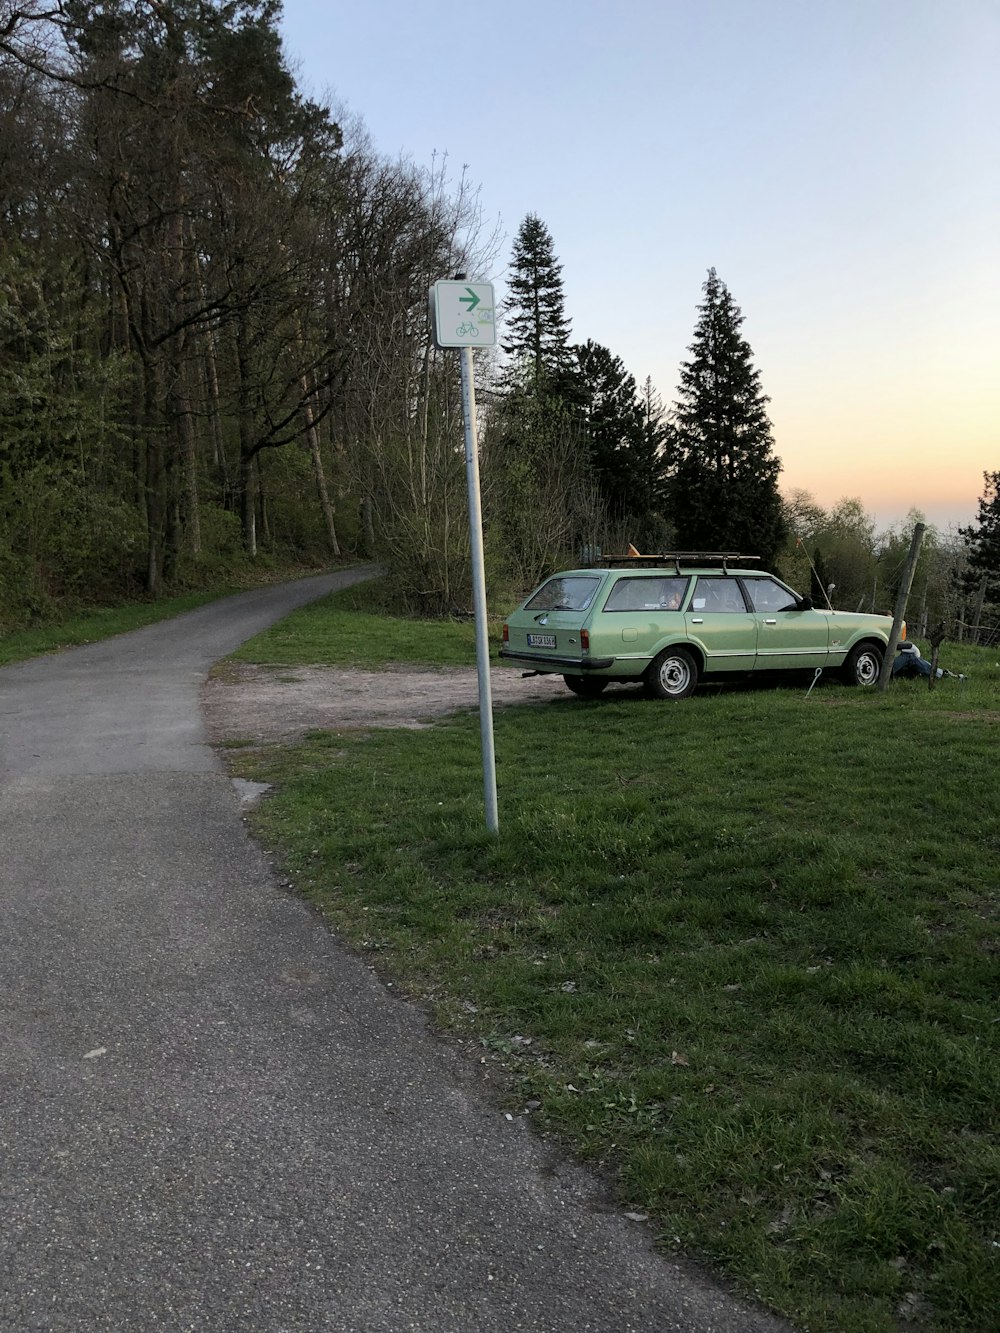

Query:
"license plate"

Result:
[[527, 633, 556, 648]]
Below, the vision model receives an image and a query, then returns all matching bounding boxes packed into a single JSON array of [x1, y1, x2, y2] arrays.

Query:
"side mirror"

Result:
[[797, 596, 813, 611]]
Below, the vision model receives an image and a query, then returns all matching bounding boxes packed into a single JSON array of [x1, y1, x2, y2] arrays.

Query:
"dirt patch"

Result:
[[202, 661, 574, 744]]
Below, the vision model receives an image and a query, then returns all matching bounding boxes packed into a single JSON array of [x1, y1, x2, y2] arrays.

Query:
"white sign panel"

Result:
[[432, 281, 496, 348]]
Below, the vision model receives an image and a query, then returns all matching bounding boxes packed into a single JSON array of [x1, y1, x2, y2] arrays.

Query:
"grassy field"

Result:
[[225, 576, 482, 668], [225, 585, 999, 1332]]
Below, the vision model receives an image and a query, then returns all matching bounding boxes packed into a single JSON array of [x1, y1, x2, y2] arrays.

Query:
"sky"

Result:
[[277, 0, 999, 534]]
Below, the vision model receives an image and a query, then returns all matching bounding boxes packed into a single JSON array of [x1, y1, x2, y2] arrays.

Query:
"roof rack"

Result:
[[594, 552, 761, 574]]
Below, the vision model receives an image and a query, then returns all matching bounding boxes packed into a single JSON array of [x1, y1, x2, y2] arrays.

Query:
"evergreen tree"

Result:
[[959, 471, 1000, 601], [564, 343, 668, 543], [635, 376, 672, 547], [501, 213, 571, 383], [668, 268, 786, 563], [570, 340, 642, 512]]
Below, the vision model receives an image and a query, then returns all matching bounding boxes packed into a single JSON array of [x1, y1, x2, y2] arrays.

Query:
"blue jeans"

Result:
[[893, 655, 934, 678]]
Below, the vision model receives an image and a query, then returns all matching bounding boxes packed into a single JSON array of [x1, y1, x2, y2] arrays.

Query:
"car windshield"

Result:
[[524, 576, 601, 612]]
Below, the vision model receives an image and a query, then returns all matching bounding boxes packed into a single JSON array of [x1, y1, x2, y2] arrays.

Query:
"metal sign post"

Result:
[[431, 279, 498, 834]]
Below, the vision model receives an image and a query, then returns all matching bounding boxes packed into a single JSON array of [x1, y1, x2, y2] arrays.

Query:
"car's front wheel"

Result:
[[842, 641, 883, 686], [644, 648, 698, 700], [563, 674, 609, 697]]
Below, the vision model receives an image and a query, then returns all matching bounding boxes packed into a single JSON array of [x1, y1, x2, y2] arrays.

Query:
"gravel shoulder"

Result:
[[202, 660, 574, 743]]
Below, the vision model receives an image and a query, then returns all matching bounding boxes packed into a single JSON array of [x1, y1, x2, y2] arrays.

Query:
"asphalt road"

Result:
[[0, 571, 790, 1332]]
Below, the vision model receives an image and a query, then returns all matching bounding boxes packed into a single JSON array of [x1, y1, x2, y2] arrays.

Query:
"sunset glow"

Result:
[[279, 0, 999, 534]]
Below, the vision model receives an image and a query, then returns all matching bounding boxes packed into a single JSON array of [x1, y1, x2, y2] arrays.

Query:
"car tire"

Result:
[[842, 641, 883, 686], [644, 648, 698, 700], [563, 675, 609, 697]]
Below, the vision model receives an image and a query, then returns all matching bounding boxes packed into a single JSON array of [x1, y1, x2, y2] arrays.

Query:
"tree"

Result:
[[815, 497, 877, 610], [875, 510, 963, 635], [501, 212, 571, 384], [634, 376, 672, 549], [667, 269, 786, 563], [564, 342, 668, 545], [960, 471, 1000, 602], [482, 387, 603, 594], [323, 141, 498, 613]]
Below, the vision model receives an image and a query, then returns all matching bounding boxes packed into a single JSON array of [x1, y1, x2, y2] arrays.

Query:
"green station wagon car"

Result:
[[499, 553, 900, 699]]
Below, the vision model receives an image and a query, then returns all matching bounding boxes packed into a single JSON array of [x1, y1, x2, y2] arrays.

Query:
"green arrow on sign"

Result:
[[459, 286, 480, 312]]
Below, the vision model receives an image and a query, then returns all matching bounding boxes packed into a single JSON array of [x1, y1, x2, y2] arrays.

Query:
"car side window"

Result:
[[690, 577, 747, 613], [603, 577, 688, 612], [743, 578, 800, 613]]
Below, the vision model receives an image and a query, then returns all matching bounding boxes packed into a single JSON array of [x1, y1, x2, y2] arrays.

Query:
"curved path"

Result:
[[0, 571, 788, 1332]]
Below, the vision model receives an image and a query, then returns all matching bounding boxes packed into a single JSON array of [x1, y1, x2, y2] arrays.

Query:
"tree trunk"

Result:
[[174, 360, 201, 557], [302, 374, 340, 555], [236, 327, 257, 555], [256, 454, 270, 546], [143, 354, 166, 597], [361, 493, 375, 556], [240, 451, 257, 557]]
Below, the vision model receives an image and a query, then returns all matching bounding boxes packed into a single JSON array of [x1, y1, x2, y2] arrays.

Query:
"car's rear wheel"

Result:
[[563, 674, 609, 697], [644, 648, 698, 700], [842, 641, 883, 686]]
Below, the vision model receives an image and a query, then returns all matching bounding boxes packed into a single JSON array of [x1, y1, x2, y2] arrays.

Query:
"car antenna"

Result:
[[794, 533, 835, 610]]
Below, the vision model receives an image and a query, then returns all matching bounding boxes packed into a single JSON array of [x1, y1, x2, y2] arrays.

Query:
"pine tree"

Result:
[[960, 471, 1000, 600], [501, 213, 571, 383], [565, 343, 668, 542], [668, 268, 786, 563], [635, 376, 671, 547]]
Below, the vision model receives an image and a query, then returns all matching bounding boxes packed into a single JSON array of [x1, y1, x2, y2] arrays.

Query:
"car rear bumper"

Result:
[[498, 647, 616, 671]]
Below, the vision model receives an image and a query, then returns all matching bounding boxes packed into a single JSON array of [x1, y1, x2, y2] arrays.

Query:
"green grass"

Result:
[[16, 570, 993, 1326], [227, 578, 489, 667], [225, 599, 1000, 1332]]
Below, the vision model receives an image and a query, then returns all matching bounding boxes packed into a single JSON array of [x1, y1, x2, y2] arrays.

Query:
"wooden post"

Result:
[[927, 621, 946, 692], [878, 523, 926, 691], [972, 577, 987, 645]]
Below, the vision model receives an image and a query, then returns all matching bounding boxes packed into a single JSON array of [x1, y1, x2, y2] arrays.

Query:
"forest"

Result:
[[1, 1, 997, 642]]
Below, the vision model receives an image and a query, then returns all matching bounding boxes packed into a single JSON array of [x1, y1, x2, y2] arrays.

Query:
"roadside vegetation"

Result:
[[7, 9, 999, 646], [0, 563, 335, 668], [225, 578, 480, 670], [222, 584, 1000, 1333], [0, 588, 243, 667]]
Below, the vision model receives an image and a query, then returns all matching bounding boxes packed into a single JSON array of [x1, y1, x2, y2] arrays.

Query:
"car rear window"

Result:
[[524, 576, 602, 612], [603, 577, 688, 612]]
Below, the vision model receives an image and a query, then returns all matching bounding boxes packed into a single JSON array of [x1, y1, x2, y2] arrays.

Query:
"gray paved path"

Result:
[[0, 571, 789, 1332]]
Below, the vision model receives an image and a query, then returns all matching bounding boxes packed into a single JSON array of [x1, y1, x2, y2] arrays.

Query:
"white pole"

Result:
[[459, 344, 499, 834]]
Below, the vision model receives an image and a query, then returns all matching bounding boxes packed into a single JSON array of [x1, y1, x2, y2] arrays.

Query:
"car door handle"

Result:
[[690, 617, 703, 624], [763, 618, 777, 625]]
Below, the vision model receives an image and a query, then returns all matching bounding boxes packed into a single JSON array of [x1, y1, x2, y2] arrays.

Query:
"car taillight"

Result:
[[502, 623, 509, 643], [580, 628, 590, 652]]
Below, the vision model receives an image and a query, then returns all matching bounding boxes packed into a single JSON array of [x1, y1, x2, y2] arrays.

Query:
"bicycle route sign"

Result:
[[431, 280, 497, 349]]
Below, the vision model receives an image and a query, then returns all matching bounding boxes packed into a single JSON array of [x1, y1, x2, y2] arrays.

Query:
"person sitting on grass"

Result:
[[892, 640, 965, 680]]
